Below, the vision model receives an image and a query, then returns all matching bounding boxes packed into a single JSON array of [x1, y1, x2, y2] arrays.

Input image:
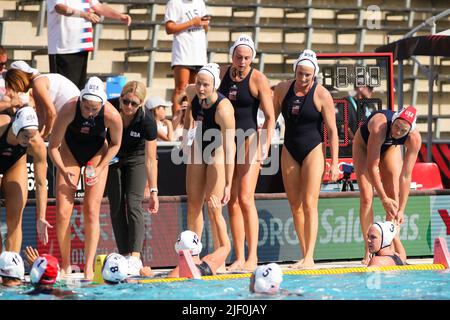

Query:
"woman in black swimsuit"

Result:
[[353, 106, 421, 265], [218, 34, 275, 272], [48, 77, 123, 280], [0, 106, 50, 252], [182, 63, 236, 270], [273, 49, 339, 269]]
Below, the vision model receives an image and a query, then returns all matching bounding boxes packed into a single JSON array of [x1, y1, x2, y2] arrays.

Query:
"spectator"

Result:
[[172, 94, 188, 141], [218, 34, 275, 272], [353, 106, 421, 265], [165, 0, 209, 116], [5, 61, 80, 139], [0, 107, 51, 252], [48, 77, 123, 280], [145, 96, 174, 142], [106, 81, 159, 263], [257, 108, 284, 144], [0, 251, 25, 287], [336, 84, 379, 157], [47, 0, 131, 89], [257, 85, 285, 143], [273, 49, 339, 269]]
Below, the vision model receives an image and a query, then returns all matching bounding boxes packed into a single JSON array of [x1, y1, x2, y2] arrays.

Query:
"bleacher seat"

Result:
[[411, 162, 444, 190], [5, 0, 450, 120]]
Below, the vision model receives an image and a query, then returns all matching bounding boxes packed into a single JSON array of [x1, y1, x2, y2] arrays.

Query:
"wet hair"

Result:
[[5, 68, 33, 93], [120, 81, 147, 104]]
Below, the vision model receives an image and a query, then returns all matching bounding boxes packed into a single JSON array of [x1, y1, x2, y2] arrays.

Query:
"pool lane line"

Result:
[[136, 263, 446, 283]]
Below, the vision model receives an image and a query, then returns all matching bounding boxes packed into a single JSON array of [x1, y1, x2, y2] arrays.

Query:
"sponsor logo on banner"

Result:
[[234, 197, 431, 262], [430, 195, 450, 249], [38, 202, 180, 270]]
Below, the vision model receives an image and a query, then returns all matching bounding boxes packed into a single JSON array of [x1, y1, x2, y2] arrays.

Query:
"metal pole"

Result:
[[147, 4, 159, 87], [306, 0, 313, 49], [427, 55, 434, 162], [37, 0, 47, 36], [398, 59, 404, 109], [92, 23, 102, 60], [403, 8, 450, 38], [426, 22, 437, 162]]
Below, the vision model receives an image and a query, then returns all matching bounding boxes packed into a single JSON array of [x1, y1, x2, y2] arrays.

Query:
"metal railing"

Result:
[[399, 8, 450, 162]]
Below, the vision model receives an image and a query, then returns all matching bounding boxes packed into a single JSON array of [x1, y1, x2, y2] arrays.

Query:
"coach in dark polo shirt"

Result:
[[106, 81, 158, 265]]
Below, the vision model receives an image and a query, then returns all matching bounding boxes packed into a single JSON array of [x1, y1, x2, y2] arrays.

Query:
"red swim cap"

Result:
[[392, 106, 417, 129], [30, 254, 60, 285], [396, 106, 417, 125]]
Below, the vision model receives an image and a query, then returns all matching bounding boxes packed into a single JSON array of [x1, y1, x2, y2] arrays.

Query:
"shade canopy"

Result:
[[375, 35, 450, 60]]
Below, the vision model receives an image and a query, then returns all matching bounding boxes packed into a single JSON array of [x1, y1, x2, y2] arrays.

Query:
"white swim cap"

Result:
[[174, 230, 203, 256], [373, 221, 397, 251], [10, 60, 39, 75], [0, 251, 25, 280], [80, 76, 107, 105], [12, 106, 39, 136], [102, 253, 128, 283], [293, 49, 319, 77], [253, 263, 283, 294], [126, 256, 143, 277], [198, 63, 221, 90], [229, 34, 256, 60]]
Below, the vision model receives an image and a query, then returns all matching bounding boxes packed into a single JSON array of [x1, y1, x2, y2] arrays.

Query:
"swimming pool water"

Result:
[[1, 270, 449, 300]]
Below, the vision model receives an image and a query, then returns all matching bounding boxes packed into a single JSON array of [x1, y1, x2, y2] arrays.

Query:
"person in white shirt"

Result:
[[47, 0, 131, 89], [4, 61, 80, 139], [165, 0, 209, 116], [145, 96, 174, 142]]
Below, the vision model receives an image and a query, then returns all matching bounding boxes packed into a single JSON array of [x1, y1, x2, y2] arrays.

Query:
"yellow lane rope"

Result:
[[137, 263, 446, 284]]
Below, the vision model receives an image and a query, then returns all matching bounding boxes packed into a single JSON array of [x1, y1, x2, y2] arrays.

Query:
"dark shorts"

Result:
[[49, 51, 89, 90], [172, 65, 203, 72]]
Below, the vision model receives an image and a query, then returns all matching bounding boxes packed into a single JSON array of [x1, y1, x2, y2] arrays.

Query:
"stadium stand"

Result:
[[1, 0, 449, 133]]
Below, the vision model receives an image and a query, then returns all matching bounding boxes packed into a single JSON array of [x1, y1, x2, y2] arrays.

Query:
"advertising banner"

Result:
[[430, 195, 450, 251], [36, 201, 181, 271], [0, 193, 441, 272], [241, 196, 432, 262]]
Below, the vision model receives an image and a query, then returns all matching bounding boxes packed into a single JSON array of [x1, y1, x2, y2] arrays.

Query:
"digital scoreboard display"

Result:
[[317, 53, 393, 108], [316, 53, 394, 158]]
